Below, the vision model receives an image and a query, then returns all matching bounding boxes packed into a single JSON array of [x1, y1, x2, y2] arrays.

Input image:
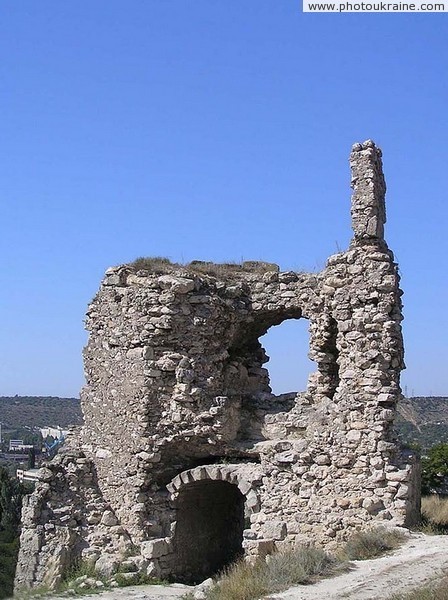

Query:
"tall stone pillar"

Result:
[[350, 139, 387, 240]]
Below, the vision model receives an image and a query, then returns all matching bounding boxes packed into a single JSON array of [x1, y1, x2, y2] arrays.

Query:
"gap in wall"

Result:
[[260, 318, 315, 395]]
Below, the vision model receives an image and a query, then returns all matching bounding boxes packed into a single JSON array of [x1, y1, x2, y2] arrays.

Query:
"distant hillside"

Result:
[[396, 396, 448, 450], [0, 396, 83, 430]]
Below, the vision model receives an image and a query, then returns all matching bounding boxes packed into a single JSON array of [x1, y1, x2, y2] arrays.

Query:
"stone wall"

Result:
[[15, 140, 420, 590]]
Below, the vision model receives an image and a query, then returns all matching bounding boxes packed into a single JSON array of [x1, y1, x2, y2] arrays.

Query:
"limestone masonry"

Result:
[[15, 141, 420, 590]]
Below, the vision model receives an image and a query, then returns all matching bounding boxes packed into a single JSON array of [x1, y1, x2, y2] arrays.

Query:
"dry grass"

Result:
[[188, 260, 278, 278], [389, 576, 448, 599], [342, 527, 407, 561], [128, 257, 279, 278], [130, 256, 175, 273], [263, 545, 344, 587], [183, 546, 347, 600], [420, 495, 448, 533], [14, 585, 53, 600], [203, 560, 270, 600]]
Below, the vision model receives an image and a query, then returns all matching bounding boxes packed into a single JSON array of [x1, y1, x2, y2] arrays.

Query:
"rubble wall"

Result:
[[15, 141, 420, 590]]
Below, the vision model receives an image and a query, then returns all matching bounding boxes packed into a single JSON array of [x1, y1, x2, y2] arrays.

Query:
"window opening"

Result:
[[260, 318, 315, 396]]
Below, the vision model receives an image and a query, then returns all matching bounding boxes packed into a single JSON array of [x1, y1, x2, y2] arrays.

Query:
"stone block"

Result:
[[158, 275, 195, 293], [261, 521, 287, 541], [94, 555, 119, 578], [243, 539, 275, 559], [36, 468, 53, 482], [141, 538, 171, 559], [246, 490, 261, 512]]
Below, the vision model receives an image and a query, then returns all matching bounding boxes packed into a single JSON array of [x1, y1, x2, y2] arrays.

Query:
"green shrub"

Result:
[[343, 527, 407, 560], [61, 558, 97, 581], [58, 558, 106, 595]]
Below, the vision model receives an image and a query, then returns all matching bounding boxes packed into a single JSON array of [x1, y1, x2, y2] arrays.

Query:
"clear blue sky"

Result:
[[1, 1, 447, 398]]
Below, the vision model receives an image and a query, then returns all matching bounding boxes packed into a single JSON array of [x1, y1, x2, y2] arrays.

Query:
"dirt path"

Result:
[[34, 582, 194, 600], [268, 532, 448, 599], [32, 533, 448, 600]]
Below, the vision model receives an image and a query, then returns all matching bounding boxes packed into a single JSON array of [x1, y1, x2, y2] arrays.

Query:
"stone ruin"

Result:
[[15, 140, 420, 591]]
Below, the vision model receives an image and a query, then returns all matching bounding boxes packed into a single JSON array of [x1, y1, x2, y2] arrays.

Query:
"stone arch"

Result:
[[166, 463, 262, 501], [166, 464, 262, 583]]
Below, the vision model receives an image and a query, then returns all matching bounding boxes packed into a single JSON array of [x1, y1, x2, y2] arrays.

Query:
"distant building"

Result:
[[9, 439, 23, 449], [16, 468, 40, 484], [9, 440, 34, 452], [39, 427, 67, 440]]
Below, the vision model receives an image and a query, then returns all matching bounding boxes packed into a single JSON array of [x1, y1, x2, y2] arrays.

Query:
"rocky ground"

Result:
[[30, 532, 448, 600]]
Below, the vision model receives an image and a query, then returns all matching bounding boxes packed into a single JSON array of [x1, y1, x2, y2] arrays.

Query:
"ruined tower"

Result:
[[15, 141, 420, 591]]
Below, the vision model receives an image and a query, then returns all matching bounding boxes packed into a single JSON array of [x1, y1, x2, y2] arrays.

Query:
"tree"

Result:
[[27, 446, 36, 469], [421, 443, 448, 495], [0, 466, 23, 540], [0, 467, 24, 599]]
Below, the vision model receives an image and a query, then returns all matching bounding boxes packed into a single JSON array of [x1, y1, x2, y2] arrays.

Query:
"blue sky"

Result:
[[1, 1, 447, 397]]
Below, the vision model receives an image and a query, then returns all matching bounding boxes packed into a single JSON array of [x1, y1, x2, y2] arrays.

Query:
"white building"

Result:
[[39, 427, 67, 440], [16, 468, 40, 483], [9, 439, 34, 452]]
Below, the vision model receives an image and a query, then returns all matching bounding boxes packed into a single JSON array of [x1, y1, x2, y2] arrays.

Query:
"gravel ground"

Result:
[[32, 583, 194, 600]]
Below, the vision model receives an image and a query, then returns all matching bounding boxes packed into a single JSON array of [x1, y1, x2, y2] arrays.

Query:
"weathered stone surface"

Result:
[[94, 555, 119, 578], [158, 275, 195, 294], [141, 538, 171, 559], [100, 510, 118, 527], [15, 141, 420, 591]]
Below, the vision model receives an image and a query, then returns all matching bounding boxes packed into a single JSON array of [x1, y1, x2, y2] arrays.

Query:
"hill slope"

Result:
[[396, 396, 448, 450], [0, 396, 82, 430]]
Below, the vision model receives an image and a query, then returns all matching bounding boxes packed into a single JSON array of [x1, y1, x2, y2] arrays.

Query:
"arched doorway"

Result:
[[173, 479, 245, 583]]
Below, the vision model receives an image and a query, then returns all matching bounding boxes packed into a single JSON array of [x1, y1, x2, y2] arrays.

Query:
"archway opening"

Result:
[[173, 480, 245, 583], [260, 318, 315, 395]]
